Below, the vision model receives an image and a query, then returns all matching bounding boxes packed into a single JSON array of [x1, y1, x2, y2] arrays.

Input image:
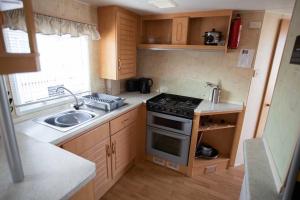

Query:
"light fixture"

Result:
[[148, 0, 177, 9]]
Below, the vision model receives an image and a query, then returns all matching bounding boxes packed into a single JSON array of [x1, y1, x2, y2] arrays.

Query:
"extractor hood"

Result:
[[0, 0, 23, 11]]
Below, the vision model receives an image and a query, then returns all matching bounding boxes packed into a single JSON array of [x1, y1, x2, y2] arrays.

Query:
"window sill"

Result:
[[13, 92, 91, 122]]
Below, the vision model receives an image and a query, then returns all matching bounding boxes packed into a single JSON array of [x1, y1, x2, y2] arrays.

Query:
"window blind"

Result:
[[3, 28, 91, 106]]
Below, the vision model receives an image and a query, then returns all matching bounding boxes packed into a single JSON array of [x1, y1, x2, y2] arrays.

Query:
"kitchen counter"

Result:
[[0, 134, 95, 200], [241, 138, 279, 200], [16, 92, 243, 144], [15, 92, 158, 145], [8, 92, 244, 200], [195, 100, 244, 115]]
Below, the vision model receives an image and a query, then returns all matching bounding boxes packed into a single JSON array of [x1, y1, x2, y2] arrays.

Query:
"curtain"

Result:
[[3, 9, 100, 40]]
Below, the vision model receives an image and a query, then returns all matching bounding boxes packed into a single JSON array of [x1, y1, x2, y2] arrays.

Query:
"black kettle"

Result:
[[139, 78, 153, 94]]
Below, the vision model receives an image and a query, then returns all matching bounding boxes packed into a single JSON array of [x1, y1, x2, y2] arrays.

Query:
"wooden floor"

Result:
[[101, 162, 244, 200]]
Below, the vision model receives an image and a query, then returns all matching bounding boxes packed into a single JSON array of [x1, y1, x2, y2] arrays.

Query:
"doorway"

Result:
[[255, 19, 290, 138]]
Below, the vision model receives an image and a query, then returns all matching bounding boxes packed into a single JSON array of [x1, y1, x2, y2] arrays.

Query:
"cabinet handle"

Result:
[[112, 141, 116, 154], [106, 144, 111, 157], [105, 144, 110, 179], [122, 118, 129, 124], [114, 141, 117, 170], [118, 58, 122, 70]]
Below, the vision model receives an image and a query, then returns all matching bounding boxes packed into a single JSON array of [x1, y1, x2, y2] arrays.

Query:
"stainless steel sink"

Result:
[[35, 109, 98, 132]]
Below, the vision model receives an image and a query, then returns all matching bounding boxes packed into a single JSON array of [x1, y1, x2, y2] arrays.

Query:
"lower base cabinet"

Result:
[[70, 181, 95, 200], [62, 108, 138, 200]]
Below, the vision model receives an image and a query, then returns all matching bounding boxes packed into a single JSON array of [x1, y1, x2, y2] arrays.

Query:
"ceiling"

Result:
[[81, 0, 295, 15]]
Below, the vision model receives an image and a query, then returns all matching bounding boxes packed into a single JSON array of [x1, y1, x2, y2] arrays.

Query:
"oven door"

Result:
[[147, 111, 192, 135], [146, 126, 191, 165]]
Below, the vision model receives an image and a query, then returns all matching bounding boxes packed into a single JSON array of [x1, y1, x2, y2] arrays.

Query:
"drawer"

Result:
[[110, 108, 137, 135], [62, 122, 109, 155], [192, 158, 229, 176]]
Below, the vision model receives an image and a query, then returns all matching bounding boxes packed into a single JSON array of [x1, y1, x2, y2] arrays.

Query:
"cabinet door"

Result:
[[116, 10, 137, 80], [171, 17, 189, 45], [111, 123, 135, 178], [62, 123, 111, 200], [70, 180, 94, 200], [81, 137, 112, 200], [0, 0, 40, 74]]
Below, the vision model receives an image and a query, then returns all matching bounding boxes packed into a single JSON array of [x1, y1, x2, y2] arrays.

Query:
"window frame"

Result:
[[3, 30, 92, 116]]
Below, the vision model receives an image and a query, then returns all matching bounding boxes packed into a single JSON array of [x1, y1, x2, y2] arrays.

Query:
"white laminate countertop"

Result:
[[243, 139, 279, 200], [195, 100, 244, 115], [15, 92, 243, 145], [15, 92, 158, 145], [0, 134, 95, 200]]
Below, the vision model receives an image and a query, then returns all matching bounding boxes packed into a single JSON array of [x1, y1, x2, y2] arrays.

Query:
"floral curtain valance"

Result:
[[3, 9, 100, 40]]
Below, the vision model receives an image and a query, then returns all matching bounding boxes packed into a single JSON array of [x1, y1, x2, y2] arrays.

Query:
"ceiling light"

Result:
[[148, 0, 177, 9]]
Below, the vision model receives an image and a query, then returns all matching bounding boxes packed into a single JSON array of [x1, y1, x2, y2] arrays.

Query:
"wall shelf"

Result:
[[138, 44, 227, 51], [139, 10, 232, 52]]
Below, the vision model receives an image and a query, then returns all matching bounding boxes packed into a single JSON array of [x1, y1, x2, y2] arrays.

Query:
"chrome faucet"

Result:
[[56, 86, 83, 110]]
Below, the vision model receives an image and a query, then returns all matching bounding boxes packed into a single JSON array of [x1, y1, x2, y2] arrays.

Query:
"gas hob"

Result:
[[146, 93, 203, 119]]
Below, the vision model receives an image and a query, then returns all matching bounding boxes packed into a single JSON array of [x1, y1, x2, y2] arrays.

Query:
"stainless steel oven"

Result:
[[147, 126, 191, 165], [146, 111, 193, 165], [147, 111, 193, 135]]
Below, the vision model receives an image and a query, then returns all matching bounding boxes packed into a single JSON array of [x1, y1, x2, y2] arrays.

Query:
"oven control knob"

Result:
[[183, 111, 189, 116]]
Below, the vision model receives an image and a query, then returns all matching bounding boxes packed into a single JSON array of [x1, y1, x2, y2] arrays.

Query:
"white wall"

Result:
[[235, 12, 284, 166], [263, 0, 300, 185]]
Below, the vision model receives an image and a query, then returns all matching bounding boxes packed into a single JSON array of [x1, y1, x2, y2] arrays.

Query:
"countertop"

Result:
[[195, 100, 244, 115], [7, 92, 243, 200], [16, 92, 243, 145], [0, 134, 95, 200], [243, 139, 279, 200], [15, 92, 158, 145]]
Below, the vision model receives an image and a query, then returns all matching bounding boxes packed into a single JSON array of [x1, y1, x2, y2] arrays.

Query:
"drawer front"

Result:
[[62, 122, 109, 155], [110, 108, 137, 135], [193, 160, 228, 176]]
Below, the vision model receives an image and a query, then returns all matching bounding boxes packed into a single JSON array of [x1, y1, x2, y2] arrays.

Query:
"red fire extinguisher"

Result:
[[228, 14, 242, 49]]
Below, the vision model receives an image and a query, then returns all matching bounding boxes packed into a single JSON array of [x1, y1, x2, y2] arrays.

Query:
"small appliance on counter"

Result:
[[126, 78, 139, 92], [204, 29, 222, 45], [139, 77, 153, 94], [125, 77, 153, 93]]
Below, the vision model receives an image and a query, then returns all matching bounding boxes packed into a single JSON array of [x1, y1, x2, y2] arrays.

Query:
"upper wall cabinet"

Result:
[[138, 10, 232, 52], [98, 6, 138, 80], [0, 0, 40, 74]]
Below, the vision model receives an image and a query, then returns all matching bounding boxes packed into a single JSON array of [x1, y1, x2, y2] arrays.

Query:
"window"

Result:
[[3, 28, 91, 109]]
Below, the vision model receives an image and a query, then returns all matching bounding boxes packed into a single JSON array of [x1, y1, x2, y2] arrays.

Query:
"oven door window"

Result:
[[152, 130, 182, 156], [152, 116, 183, 130]]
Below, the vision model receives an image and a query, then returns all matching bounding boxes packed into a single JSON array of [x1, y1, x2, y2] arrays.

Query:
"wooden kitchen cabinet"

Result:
[[0, 0, 40, 74], [172, 17, 189, 45], [139, 10, 232, 52], [111, 124, 136, 179], [70, 180, 95, 200], [98, 6, 137, 80], [62, 123, 112, 200], [62, 108, 138, 199]]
